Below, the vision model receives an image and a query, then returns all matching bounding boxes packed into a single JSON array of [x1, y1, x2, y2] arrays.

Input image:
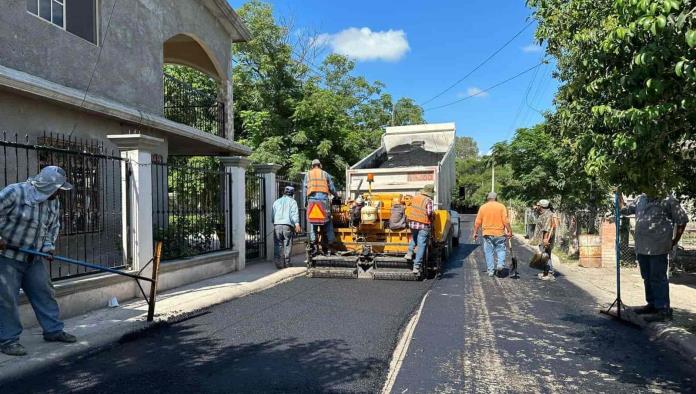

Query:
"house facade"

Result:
[[0, 0, 278, 326]]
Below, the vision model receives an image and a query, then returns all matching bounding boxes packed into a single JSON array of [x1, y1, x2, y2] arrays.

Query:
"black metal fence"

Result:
[[163, 74, 226, 138], [276, 177, 307, 242], [245, 174, 266, 260], [0, 132, 128, 281], [152, 157, 232, 261]]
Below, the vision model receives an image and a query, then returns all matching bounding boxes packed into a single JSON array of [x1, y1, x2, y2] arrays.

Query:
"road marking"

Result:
[[381, 289, 431, 394]]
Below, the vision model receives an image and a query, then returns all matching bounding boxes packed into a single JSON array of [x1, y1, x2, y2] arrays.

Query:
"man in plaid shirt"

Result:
[[405, 185, 435, 275], [0, 166, 77, 356]]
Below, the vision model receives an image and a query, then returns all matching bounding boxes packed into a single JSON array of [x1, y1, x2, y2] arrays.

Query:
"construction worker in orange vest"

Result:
[[303, 159, 338, 252], [405, 184, 435, 275]]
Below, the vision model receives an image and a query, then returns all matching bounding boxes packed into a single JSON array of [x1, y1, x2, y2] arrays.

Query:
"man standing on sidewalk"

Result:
[[473, 192, 512, 277], [533, 199, 558, 281], [272, 186, 302, 269], [0, 166, 77, 356], [620, 193, 689, 322]]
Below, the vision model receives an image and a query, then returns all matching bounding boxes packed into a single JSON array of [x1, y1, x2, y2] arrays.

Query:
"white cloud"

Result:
[[316, 27, 410, 62], [459, 87, 489, 98], [522, 44, 543, 53]]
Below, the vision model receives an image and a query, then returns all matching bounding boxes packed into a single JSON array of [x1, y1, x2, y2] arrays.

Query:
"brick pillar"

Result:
[[601, 218, 617, 268]]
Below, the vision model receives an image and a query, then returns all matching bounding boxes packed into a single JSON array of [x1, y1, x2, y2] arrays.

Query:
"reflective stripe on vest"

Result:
[[307, 168, 330, 195], [407, 194, 432, 224]]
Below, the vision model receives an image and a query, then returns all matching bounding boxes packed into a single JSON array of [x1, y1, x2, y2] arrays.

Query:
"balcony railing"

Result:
[[163, 74, 226, 139]]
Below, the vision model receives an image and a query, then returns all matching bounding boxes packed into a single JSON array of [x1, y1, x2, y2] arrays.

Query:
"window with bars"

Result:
[[27, 0, 98, 44], [37, 137, 103, 235]]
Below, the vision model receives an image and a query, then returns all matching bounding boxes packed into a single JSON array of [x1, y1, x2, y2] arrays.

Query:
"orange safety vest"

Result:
[[407, 194, 432, 225], [306, 168, 330, 195]]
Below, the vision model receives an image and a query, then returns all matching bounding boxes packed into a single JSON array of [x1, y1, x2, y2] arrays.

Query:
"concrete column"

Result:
[[107, 134, 164, 294], [221, 79, 234, 141], [218, 156, 251, 269], [254, 164, 282, 261]]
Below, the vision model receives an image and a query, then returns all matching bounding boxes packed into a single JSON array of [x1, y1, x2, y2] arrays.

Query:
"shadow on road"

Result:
[[3, 322, 386, 393]]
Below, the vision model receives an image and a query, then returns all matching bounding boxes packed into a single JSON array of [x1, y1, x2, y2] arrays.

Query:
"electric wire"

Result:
[[423, 62, 545, 112], [419, 20, 535, 106]]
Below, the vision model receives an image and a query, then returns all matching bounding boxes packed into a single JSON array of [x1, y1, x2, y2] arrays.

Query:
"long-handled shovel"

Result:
[[508, 238, 520, 279], [6, 242, 163, 321]]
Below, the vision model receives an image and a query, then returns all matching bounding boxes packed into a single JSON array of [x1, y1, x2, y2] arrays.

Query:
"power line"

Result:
[[419, 20, 535, 106], [423, 62, 545, 112]]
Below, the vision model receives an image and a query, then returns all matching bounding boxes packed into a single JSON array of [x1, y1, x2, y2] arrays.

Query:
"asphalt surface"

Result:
[[390, 215, 696, 393], [1, 269, 432, 393], [3, 216, 696, 393]]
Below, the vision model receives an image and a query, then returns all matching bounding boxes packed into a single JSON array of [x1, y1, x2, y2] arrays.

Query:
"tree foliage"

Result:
[[231, 0, 425, 182], [528, 0, 696, 197], [454, 136, 479, 161]]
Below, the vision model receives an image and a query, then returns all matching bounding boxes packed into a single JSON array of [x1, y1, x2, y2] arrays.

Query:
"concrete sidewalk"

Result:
[[0, 259, 306, 382]]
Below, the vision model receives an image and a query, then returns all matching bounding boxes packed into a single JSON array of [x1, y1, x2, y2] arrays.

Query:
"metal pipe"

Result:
[[8, 246, 154, 283]]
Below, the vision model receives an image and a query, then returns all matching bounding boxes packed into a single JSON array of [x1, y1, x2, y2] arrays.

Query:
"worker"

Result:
[[303, 159, 338, 253], [0, 166, 77, 356], [349, 196, 365, 227], [620, 192, 689, 322], [272, 186, 302, 269], [405, 185, 435, 275], [533, 199, 558, 281], [473, 192, 512, 277]]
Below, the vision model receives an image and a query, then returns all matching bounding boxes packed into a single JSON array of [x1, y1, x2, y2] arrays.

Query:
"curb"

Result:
[[0, 267, 306, 382], [513, 235, 696, 366]]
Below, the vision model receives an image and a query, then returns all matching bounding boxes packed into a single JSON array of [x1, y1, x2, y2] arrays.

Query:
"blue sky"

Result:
[[228, 0, 558, 154]]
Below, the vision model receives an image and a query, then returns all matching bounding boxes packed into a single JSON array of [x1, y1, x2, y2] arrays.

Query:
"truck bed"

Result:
[[376, 144, 446, 169]]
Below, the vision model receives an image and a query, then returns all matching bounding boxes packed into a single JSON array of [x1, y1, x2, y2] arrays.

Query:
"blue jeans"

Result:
[[408, 227, 431, 268], [0, 255, 64, 345], [308, 195, 335, 244], [637, 254, 670, 310], [483, 236, 507, 273]]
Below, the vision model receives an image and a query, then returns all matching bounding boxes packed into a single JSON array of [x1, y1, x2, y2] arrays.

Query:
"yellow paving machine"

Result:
[[307, 123, 458, 280]]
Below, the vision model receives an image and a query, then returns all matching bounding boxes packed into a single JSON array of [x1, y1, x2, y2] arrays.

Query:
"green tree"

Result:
[[454, 136, 479, 161], [528, 0, 696, 197]]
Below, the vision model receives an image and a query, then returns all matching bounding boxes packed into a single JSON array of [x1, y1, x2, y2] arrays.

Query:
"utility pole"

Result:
[[491, 158, 495, 193]]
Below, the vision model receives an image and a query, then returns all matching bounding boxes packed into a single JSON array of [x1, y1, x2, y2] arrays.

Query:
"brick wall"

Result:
[[601, 219, 617, 268]]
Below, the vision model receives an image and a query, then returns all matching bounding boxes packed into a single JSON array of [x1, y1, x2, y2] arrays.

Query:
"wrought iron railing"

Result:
[[246, 174, 266, 260], [0, 132, 129, 281], [163, 74, 226, 138], [276, 176, 307, 242], [152, 157, 232, 261]]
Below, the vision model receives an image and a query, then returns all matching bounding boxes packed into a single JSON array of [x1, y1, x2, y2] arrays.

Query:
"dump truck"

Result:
[[307, 122, 457, 280]]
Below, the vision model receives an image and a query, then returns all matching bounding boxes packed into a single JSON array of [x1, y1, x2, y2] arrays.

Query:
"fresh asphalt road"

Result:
[[390, 215, 695, 393], [3, 216, 696, 393], [1, 267, 433, 393]]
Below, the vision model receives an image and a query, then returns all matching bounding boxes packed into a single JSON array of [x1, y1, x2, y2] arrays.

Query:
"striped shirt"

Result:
[[408, 199, 434, 230], [0, 183, 61, 262]]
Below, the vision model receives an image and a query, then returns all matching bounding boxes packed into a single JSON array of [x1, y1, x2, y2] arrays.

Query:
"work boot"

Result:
[[0, 342, 27, 356], [643, 309, 673, 323], [404, 252, 413, 261], [273, 259, 283, 269], [633, 304, 657, 315], [44, 331, 77, 343], [487, 271, 495, 277], [412, 265, 421, 275]]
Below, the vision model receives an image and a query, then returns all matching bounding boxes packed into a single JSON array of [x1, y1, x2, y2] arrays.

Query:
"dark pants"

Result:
[[637, 253, 670, 310], [274, 225, 294, 268]]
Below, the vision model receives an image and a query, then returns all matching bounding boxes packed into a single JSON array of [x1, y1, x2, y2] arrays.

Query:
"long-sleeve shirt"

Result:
[[0, 183, 61, 262], [272, 196, 300, 227], [474, 201, 510, 237], [408, 199, 433, 230]]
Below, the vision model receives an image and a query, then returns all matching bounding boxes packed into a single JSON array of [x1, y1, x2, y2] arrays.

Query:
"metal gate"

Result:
[[0, 132, 129, 281], [245, 174, 266, 260]]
